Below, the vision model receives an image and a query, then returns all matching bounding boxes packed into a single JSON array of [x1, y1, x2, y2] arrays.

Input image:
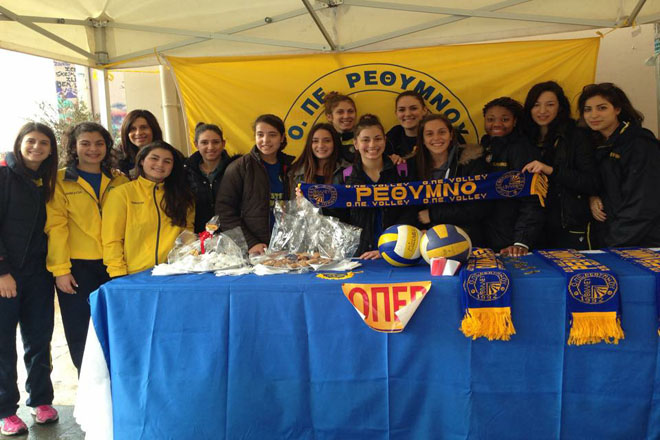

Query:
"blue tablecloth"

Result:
[[90, 253, 660, 439]]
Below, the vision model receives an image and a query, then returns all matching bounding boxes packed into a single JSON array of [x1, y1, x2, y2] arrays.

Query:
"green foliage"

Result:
[[32, 100, 101, 166]]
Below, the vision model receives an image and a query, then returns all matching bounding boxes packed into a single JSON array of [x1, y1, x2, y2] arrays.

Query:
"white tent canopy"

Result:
[[1, 0, 659, 68]]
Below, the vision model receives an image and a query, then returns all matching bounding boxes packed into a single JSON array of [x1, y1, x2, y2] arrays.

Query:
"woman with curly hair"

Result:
[[578, 83, 660, 247]]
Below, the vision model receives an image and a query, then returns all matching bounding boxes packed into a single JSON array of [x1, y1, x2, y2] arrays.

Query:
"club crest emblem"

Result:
[[495, 171, 526, 197], [464, 271, 510, 301], [307, 184, 338, 208], [568, 273, 618, 304]]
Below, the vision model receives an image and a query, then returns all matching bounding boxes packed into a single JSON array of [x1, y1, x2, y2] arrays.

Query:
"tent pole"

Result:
[[92, 21, 112, 131], [98, 70, 113, 130], [655, 23, 660, 136], [159, 65, 186, 154]]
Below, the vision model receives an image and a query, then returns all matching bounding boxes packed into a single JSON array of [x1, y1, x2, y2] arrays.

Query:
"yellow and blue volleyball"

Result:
[[378, 224, 422, 267], [420, 224, 472, 264]]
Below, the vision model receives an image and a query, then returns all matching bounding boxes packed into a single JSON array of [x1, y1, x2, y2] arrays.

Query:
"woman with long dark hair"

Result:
[[0, 122, 59, 435], [289, 122, 347, 187], [480, 97, 544, 256], [578, 83, 660, 247], [216, 114, 295, 255], [102, 141, 194, 277], [414, 113, 488, 245], [185, 122, 240, 233], [520, 81, 599, 249], [45, 122, 128, 372], [117, 109, 163, 176]]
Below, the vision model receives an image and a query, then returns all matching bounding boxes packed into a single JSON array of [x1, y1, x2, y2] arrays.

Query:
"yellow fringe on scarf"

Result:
[[568, 312, 625, 345], [530, 173, 548, 207], [460, 307, 516, 341]]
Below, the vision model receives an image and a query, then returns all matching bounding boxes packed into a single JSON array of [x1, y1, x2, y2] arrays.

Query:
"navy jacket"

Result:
[[0, 153, 49, 275], [595, 122, 660, 247]]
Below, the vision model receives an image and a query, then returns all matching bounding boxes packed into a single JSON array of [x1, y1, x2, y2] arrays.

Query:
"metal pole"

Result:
[[655, 23, 660, 136], [159, 65, 186, 154], [91, 20, 112, 130]]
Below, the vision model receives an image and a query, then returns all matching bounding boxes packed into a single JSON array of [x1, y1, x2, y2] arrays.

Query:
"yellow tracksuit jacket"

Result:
[[102, 176, 194, 277], [45, 167, 129, 277]]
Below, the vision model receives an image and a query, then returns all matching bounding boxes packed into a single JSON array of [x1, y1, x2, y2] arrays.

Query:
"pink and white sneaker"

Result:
[[0, 414, 28, 436], [31, 405, 59, 424]]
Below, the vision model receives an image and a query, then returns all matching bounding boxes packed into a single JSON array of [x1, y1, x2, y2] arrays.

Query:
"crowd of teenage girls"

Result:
[[0, 80, 659, 434]]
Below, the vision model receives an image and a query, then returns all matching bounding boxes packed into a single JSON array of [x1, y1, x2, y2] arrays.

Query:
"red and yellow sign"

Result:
[[342, 281, 431, 333]]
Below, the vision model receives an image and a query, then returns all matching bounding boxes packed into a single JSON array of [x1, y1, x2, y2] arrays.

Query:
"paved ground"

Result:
[[9, 298, 84, 439]]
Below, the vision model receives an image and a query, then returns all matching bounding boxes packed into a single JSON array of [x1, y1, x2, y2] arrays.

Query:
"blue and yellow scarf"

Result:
[[607, 247, 660, 335], [300, 170, 547, 209], [537, 249, 624, 345], [459, 248, 515, 341]]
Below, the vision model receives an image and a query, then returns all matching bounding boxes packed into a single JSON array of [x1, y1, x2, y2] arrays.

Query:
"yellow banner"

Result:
[[342, 281, 431, 332], [168, 38, 599, 156]]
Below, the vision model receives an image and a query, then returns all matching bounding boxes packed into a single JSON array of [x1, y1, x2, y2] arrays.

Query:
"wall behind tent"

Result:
[[169, 38, 599, 157]]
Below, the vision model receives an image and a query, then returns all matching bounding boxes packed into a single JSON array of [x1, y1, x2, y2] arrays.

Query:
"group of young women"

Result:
[[0, 80, 659, 435]]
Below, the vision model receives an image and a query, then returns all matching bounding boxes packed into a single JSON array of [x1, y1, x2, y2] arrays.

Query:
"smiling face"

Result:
[[128, 117, 154, 148], [484, 106, 516, 137], [582, 95, 621, 138], [354, 126, 385, 161], [196, 130, 225, 163], [327, 100, 356, 133], [422, 119, 453, 160], [396, 95, 427, 133], [531, 91, 559, 128], [141, 148, 174, 183], [255, 122, 283, 161], [20, 131, 51, 170], [76, 131, 107, 170], [311, 128, 334, 161]]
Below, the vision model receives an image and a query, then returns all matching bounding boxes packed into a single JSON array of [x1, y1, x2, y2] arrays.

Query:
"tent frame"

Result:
[[0, 0, 651, 67], [1, 0, 656, 142]]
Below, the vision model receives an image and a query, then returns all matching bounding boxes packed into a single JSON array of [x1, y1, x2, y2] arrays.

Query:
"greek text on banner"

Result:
[[342, 281, 432, 332], [300, 170, 547, 208]]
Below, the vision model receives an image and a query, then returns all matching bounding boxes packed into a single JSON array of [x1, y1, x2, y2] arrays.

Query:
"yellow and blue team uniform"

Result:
[[102, 176, 194, 277], [45, 166, 128, 371]]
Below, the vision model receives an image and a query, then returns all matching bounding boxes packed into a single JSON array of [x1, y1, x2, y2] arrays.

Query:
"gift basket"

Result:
[[152, 217, 249, 275], [252, 198, 362, 274]]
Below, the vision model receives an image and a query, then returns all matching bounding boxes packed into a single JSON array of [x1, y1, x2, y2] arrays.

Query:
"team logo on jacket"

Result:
[[495, 171, 525, 197], [568, 273, 618, 305], [464, 271, 510, 301], [307, 184, 338, 208]]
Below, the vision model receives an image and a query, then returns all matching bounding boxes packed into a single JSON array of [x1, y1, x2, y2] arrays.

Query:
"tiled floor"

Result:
[[9, 298, 84, 439]]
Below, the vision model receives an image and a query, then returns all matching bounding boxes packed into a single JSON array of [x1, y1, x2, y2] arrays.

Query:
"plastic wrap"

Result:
[[153, 225, 249, 275], [252, 198, 361, 272]]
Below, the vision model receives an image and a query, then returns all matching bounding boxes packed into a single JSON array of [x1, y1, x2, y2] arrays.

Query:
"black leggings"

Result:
[[0, 266, 54, 418]]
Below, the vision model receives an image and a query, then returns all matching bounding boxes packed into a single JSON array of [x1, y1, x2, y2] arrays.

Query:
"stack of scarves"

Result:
[[537, 249, 624, 345], [607, 248, 660, 335], [459, 248, 515, 341]]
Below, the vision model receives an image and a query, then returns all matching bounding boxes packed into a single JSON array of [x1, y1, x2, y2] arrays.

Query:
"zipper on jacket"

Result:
[[153, 184, 161, 265]]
